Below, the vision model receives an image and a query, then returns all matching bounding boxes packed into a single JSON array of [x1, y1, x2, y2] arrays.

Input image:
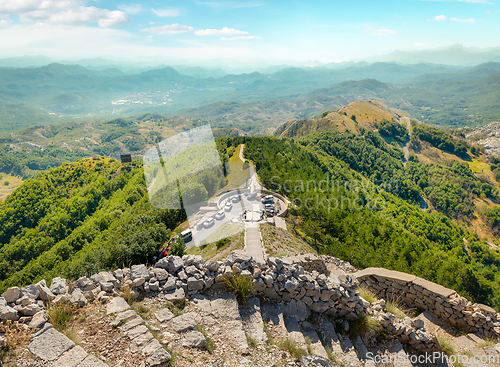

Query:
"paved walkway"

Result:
[[244, 222, 264, 259]]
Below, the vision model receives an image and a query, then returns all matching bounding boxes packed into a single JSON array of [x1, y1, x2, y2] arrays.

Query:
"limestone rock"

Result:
[[131, 264, 149, 280], [27, 328, 75, 361], [172, 313, 197, 333], [155, 308, 175, 323], [146, 348, 171, 366], [0, 305, 19, 321], [182, 331, 207, 348], [29, 310, 48, 329], [2, 286, 21, 303], [36, 280, 56, 302], [106, 297, 130, 314], [22, 284, 40, 299], [49, 277, 67, 295]]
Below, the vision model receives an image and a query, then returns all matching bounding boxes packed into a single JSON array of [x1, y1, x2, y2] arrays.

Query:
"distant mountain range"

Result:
[[368, 44, 500, 66], [1, 59, 500, 133]]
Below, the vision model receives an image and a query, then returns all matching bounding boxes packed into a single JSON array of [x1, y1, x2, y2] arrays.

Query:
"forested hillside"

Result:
[[0, 158, 185, 292], [233, 136, 500, 308]]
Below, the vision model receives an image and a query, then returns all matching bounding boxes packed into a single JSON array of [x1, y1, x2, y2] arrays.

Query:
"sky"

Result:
[[0, 0, 497, 64]]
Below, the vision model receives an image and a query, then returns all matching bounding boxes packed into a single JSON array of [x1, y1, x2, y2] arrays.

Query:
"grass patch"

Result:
[[385, 298, 413, 319], [437, 336, 455, 356], [246, 332, 257, 348], [221, 272, 254, 304], [163, 299, 187, 317], [305, 336, 313, 355], [476, 338, 496, 348], [263, 320, 274, 345], [325, 346, 337, 363], [279, 338, 307, 361], [48, 302, 76, 330], [64, 326, 82, 345], [131, 303, 151, 318], [349, 315, 382, 339], [0, 320, 33, 365], [122, 286, 136, 305], [358, 287, 377, 304], [197, 325, 215, 353]]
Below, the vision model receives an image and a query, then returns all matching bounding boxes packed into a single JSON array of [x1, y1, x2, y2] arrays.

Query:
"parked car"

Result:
[[224, 202, 233, 211], [265, 208, 275, 216], [215, 210, 225, 220], [264, 203, 275, 210], [231, 195, 241, 203], [203, 218, 215, 228], [181, 229, 192, 242], [247, 193, 258, 200], [262, 195, 274, 203]]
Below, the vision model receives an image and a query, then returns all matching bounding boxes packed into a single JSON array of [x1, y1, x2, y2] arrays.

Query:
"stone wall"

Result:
[[355, 267, 500, 339], [0, 253, 440, 353], [282, 254, 328, 274]]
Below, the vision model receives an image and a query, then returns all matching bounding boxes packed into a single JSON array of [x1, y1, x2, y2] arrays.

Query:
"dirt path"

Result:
[[402, 117, 411, 167]]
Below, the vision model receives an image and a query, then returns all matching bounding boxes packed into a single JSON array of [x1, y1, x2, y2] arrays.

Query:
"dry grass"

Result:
[[0, 320, 34, 365], [358, 287, 377, 304], [278, 338, 307, 361], [261, 223, 316, 257], [385, 297, 413, 319], [437, 336, 455, 356]]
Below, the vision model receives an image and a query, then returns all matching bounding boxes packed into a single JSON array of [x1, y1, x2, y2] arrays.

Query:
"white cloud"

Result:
[[486, 9, 492, 13], [221, 35, 261, 41], [451, 17, 475, 22], [194, 1, 262, 9], [195, 27, 248, 36], [140, 23, 194, 35], [0, 0, 81, 14], [34, 6, 130, 27], [414, 43, 430, 48], [0, 16, 12, 28], [117, 4, 142, 14], [434, 15, 446, 21], [152, 8, 180, 17], [0, 1, 130, 28], [365, 28, 395, 36]]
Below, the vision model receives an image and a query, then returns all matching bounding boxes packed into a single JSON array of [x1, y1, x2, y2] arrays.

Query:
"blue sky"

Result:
[[0, 0, 496, 63]]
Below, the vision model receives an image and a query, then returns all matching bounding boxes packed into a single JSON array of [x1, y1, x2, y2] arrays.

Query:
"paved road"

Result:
[[245, 222, 264, 259]]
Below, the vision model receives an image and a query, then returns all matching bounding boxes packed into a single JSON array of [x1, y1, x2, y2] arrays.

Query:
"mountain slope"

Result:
[[0, 158, 185, 292]]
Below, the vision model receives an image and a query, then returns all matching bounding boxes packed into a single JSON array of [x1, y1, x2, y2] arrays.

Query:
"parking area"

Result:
[[188, 191, 286, 247]]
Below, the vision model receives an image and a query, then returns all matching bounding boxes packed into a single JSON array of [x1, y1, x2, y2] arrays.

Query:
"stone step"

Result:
[[338, 334, 363, 367], [315, 319, 362, 367], [261, 303, 288, 338], [354, 335, 374, 365], [303, 329, 329, 359], [240, 296, 268, 343], [386, 339, 412, 367], [284, 317, 307, 349]]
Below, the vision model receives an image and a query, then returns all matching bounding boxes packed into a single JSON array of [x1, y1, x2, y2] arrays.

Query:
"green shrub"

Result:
[[170, 237, 186, 257]]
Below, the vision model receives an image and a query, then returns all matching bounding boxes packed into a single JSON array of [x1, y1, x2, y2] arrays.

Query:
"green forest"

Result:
[[223, 135, 500, 307], [0, 158, 185, 292]]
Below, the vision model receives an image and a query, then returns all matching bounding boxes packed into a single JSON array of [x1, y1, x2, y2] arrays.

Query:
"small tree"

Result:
[[4, 181, 9, 186], [350, 114, 356, 121], [170, 237, 186, 257]]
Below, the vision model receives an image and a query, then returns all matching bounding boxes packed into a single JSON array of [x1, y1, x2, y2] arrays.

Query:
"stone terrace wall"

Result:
[[355, 267, 500, 339], [282, 254, 328, 274]]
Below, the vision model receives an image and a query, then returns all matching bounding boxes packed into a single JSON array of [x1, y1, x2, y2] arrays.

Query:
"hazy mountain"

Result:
[[370, 44, 500, 66]]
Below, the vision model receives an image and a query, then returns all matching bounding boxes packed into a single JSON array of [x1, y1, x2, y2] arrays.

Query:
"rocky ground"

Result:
[[2, 251, 500, 367]]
